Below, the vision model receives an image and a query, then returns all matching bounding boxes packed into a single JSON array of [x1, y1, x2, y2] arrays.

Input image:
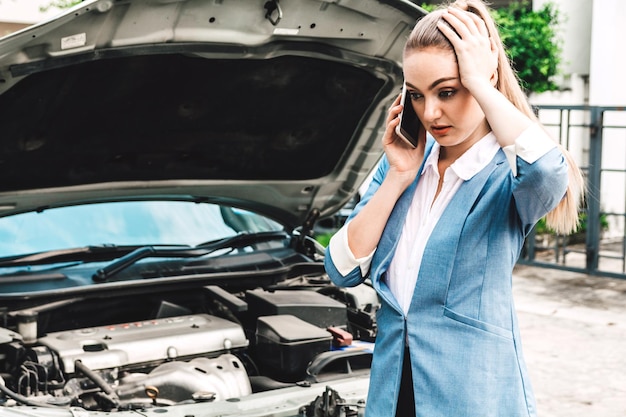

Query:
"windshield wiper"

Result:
[[0, 245, 146, 268], [194, 230, 289, 250], [92, 230, 289, 282]]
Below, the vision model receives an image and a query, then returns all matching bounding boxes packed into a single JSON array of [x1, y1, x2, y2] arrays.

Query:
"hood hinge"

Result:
[[264, 0, 283, 26]]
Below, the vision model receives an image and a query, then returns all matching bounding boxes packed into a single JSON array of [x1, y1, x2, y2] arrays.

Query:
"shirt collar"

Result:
[[451, 132, 499, 180], [422, 132, 500, 181], [422, 141, 440, 176]]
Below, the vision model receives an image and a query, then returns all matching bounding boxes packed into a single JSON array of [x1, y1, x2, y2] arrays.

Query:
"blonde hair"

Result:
[[405, 0, 584, 234]]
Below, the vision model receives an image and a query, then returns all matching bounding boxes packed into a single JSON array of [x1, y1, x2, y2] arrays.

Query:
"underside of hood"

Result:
[[0, 0, 425, 228]]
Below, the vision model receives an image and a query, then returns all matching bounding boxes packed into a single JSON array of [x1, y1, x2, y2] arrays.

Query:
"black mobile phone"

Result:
[[395, 83, 421, 148]]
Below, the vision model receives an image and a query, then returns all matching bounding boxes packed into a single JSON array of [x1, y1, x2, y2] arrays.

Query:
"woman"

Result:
[[324, 1, 584, 416]]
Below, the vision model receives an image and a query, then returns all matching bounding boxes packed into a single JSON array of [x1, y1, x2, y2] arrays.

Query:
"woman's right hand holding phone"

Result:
[[343, 93, 425, 259], [383, 93, 426, 190]]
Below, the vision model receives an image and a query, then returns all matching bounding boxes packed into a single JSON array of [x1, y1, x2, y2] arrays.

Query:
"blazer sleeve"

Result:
[[324, 156, 390, 287], [508, 125, 569, 230]]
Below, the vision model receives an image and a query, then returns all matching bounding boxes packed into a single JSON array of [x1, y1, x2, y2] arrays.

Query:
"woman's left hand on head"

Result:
[[437, 7, 498, 92]]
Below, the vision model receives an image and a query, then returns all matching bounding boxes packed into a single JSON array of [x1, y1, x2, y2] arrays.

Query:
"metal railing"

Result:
[[519, 105, 626, 279]]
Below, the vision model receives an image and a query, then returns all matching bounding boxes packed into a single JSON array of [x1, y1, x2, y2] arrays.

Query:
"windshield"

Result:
[[0, 201, 284, 258]]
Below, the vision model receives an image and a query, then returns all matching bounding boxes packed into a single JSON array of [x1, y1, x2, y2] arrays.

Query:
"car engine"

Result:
[[0, 274, 379, 412]]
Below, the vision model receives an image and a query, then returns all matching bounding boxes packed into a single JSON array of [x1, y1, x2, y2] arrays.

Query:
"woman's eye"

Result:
[[439, 90, 456, 99], [409, 92, 422, 100]]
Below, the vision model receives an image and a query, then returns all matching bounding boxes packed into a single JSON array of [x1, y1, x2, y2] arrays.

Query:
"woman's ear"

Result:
[[489, 36, 499, 87], [490, 71, 498, 87]]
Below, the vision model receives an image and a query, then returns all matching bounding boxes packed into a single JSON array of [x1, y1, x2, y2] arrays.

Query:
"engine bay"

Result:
[[0, 272, 378, 412]]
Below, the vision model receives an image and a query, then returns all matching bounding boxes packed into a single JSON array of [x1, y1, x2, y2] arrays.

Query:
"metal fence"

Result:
[[519, 105, 626, 279]]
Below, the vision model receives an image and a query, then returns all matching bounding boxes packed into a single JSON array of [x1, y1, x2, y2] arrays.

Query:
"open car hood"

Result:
[[0, 0, 425, 229]]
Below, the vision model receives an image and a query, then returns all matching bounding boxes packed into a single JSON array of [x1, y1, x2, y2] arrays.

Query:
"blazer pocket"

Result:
[[443, 307, 512, 340]]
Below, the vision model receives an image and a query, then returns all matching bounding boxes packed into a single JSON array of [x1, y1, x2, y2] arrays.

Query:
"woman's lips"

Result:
[[431, 125, 451, 135]]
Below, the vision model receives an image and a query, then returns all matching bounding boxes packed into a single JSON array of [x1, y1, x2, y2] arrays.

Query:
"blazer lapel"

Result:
[[414, 150, 507, 304]]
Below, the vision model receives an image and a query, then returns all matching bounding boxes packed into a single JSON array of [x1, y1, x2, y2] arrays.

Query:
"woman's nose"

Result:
[[422, 99, 441, 121]]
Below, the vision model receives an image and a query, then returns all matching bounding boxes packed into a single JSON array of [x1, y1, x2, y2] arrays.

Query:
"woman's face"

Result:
[[402, 47, 490, 157]]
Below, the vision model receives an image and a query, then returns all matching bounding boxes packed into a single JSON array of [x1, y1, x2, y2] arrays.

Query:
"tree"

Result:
[[494, 1, 562, 93], [421, 1, 562, 93]]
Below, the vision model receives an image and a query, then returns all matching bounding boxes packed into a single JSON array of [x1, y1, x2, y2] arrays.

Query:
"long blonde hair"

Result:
[[405, 0, 584, 234]]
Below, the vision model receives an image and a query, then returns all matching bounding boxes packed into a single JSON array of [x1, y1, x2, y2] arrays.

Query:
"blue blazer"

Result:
[[325, 138, 569, 417]]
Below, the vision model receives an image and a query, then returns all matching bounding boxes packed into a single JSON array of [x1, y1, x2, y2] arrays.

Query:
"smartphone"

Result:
[[395, 83, 421, 148]]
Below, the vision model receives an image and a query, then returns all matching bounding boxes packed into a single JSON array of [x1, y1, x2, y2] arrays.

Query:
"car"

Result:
[[0, 1, 425, 416]]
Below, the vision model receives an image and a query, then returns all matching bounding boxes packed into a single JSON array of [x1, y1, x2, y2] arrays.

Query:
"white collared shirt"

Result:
[[387, 132, 499, 314], [328, 124, 556, 315]]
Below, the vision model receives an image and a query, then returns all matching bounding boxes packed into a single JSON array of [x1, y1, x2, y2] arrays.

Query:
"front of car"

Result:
[[0, 1, 425, 416]]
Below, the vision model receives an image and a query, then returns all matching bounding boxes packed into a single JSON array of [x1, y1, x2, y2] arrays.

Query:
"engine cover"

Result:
[[116, 354, 251, 404], [38, 314, 248, 373]]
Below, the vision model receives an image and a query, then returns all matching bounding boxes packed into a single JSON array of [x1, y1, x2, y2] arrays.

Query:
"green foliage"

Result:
[[420, 1, 562, 93], [419, 3, 437, 12], [494, 1, 562, 93], [315, 232, 334, 248], [39, 0, 82, 12]]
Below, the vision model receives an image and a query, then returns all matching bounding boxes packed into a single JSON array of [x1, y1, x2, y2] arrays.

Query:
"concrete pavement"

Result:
[[512, 264, 626, 417]]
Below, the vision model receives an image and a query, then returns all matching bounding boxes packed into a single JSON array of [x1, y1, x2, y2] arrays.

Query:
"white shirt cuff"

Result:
[[327, 222, 375, 277], [502, 123, 557, 176]]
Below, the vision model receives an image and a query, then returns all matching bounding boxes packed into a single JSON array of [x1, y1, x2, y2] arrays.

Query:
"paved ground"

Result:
[[512, 263, 626, 417]]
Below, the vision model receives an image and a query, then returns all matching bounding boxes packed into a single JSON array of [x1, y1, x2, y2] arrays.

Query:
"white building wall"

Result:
[[530, 0, 626, 107], [589, 0, 626, 106], [531, 0, 626, 238], [588, 0, 626, 237]]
